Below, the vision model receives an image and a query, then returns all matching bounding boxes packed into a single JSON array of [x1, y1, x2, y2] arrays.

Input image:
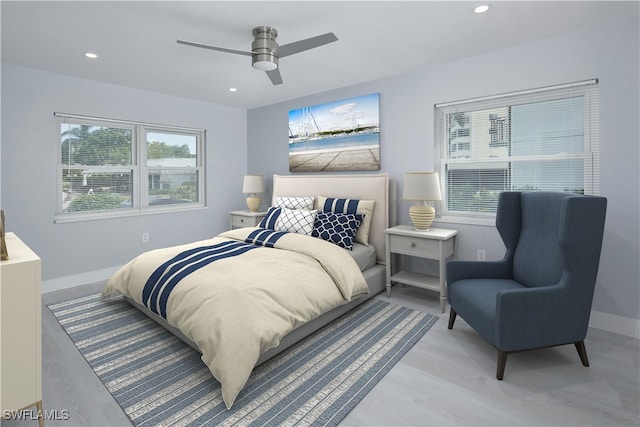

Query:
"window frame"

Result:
[[54, 113, 206, 223], [435, 79, 599, 223]]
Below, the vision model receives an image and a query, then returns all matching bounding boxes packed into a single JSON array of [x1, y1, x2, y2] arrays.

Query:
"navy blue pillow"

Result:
[[312, 212, 363, 250], [318, 196, 374, 246], [258, 207, 282, 229]]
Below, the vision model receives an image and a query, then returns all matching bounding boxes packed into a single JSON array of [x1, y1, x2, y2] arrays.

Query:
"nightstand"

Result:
[[385, 225, 458, 313], [230, 210, 267, 229]]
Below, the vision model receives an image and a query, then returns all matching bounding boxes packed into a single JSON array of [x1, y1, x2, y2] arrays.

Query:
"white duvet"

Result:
[[101, 227, 368, 409]]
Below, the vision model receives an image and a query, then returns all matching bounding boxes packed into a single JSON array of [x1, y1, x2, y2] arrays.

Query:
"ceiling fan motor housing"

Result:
[[251, 26, 279, 71]]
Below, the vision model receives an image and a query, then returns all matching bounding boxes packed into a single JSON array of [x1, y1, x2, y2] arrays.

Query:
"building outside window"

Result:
[[436, 80, 599, 218], [55, 113, 205, 222]]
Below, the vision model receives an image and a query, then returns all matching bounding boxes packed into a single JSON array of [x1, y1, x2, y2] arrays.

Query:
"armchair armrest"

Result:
[[495, 283, 585, 351], [446, 259, 512, 284]]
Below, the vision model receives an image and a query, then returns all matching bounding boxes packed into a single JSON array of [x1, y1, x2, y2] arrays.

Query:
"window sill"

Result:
[[434, 215, 496, 228], [54, 204, 207, 224]]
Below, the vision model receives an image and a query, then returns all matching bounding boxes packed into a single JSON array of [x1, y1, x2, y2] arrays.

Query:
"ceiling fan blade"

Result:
[[278, 32, 338, 58], [266, 68, 283, 85], [176, 39, 252, 56]]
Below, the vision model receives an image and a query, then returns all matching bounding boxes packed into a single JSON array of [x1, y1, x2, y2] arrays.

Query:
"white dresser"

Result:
[[1, 232, 43, 426]]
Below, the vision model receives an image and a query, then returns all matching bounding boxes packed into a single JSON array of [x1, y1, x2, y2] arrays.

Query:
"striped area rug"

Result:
[[48, 293, 437, 426]]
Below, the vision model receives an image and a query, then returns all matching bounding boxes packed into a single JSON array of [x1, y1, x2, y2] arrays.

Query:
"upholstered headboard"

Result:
[[271, 174, 391, 263]]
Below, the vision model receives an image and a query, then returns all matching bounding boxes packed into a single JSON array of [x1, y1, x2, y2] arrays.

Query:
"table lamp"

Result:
[[403, 172, 442, 231], [242, 174, 265, 212]]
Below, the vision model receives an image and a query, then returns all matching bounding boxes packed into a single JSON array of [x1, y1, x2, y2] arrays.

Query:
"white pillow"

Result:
[[276, 208, 317, 236], [317, 196, 375, 246], [274, 196, 315, 210]]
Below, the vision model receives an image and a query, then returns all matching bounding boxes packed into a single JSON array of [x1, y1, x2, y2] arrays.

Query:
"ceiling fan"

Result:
[[177, 26, 338, 86]]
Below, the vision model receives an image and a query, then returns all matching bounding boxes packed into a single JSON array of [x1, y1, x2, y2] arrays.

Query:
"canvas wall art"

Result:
[[288, 93, 380, 172]]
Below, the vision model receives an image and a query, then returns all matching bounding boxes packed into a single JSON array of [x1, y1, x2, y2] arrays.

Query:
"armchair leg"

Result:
[[447, 308, 457, 329], [575, 340, 590, 367], [497, 351, 508, 380]]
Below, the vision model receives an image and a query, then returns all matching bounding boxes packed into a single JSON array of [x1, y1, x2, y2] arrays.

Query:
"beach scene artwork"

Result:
[[288, 93, 380, 172]]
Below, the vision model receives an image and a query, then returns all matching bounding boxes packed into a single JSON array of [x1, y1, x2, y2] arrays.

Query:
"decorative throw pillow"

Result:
[[258, 206, 282, 230], [275, 208, 317, 236], [274, 196, 315, 210], [317, 196, 375, 246], [312, 212, 363, 250]]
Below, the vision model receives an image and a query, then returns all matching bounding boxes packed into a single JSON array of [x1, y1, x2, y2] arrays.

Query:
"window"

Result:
[[436, 80, 599, 218], [55, 113, 205, 221]]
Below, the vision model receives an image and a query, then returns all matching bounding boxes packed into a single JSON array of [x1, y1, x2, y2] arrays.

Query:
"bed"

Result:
[[102, 173, 393, 409]]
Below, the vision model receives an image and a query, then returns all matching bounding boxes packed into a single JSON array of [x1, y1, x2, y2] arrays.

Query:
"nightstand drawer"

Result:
[[231, 215, 256, 228], [388, 234, 440, 258], [229, 211, 267, 230]]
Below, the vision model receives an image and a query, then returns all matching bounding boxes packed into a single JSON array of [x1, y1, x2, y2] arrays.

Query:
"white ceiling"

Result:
[[2, 1, 638, 109]]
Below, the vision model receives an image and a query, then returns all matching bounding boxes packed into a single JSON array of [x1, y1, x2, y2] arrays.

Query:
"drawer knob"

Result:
[[411, 242, 416, 248], [240, 219, 244, 223]]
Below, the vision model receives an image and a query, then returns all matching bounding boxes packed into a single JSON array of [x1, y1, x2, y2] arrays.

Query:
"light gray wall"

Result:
[[247, 20, 640, 322], [1, 64, 247, 281]]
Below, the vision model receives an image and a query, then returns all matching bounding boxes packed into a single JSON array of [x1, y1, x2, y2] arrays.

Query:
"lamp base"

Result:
[[409, 202, 435, 231], [246, 195, 261, 212]]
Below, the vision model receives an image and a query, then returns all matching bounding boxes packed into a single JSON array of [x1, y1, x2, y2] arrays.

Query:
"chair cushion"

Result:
[[448, 278, 524, 346]]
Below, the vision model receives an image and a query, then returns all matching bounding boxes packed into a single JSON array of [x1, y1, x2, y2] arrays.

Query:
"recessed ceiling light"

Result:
[[228, 87, 237, 92], [84, 52, 98, 59], [474, 4, 490, 14]]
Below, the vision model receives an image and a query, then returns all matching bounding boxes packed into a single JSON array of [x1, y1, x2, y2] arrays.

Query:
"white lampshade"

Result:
[[242, 175, 265, 212], [403, 172, 442, 201], [242, 175, 265, 194], [403, 172, 442, 231]]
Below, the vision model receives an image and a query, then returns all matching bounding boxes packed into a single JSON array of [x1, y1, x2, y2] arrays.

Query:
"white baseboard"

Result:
[[42, 266, 121, 294], [42, 267, 640, 340], [589, 310, 640, 339]]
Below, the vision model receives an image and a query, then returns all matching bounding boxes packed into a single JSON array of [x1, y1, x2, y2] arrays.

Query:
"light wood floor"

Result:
[[5, 282, 639, 426]]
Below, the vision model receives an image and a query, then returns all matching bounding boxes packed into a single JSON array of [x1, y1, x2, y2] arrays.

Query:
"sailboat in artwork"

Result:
[[289, 107, 321, 144]]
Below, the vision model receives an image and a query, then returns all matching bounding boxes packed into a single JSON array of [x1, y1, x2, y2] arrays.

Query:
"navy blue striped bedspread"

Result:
[[142, 228, 288, 319]]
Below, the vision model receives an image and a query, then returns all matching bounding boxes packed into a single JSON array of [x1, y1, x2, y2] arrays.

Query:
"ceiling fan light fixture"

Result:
[[252, 54, 278, 71]]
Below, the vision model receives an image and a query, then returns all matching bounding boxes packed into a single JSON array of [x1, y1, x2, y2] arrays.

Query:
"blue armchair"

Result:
[[446, 191, 607, 379]]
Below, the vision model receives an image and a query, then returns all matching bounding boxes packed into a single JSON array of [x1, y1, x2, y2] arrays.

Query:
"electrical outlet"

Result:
[[477, 249, 486, 261], [142, 232, 150, 243]]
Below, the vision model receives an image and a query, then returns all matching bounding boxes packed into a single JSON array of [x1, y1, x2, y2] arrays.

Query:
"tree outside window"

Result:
[[55, 115, 205, 221]]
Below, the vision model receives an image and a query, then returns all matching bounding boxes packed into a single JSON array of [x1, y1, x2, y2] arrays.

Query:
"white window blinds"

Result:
[[436, 79, 599, 216], [55, 113, 205, 222]]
